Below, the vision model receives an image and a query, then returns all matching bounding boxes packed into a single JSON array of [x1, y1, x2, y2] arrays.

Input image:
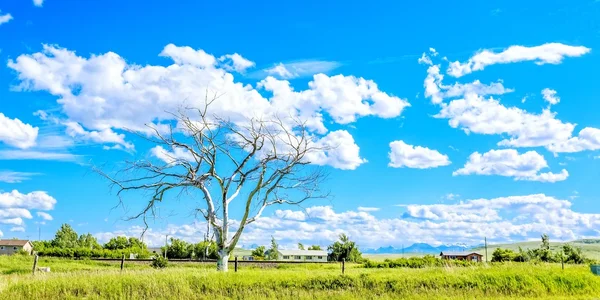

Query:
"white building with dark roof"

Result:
[[277, 249, 328, 262]]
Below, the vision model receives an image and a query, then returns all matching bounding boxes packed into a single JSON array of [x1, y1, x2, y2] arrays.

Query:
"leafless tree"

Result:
[[97, 101, 329, 271]]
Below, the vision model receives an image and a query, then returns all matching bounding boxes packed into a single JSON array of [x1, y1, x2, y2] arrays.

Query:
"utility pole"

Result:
[[484, 237, 488, 263], [164, 235, 168, 259]]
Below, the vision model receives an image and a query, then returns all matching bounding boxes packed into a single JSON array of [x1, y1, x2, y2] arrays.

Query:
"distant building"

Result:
[[440, 251, 483, 262], [277, 249, 328, 262], [0, 240, 33, 255], [148, 247, 163, 258]]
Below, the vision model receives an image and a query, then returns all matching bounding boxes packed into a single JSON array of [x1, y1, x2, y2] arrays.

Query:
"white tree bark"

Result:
[[217, 248, 230, 272]]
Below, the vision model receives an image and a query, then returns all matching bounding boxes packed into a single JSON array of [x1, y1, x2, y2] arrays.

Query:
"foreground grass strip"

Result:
[[2, 264, 600, 299]]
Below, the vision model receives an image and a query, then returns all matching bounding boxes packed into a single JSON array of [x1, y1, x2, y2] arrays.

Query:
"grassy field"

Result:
[[1, 256, 600, 299]]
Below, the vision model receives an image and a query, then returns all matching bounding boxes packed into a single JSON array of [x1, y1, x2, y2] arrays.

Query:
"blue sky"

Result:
[[1, 0, 600, 249]]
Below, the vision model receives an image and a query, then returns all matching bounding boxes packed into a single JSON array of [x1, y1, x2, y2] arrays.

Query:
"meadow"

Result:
[[1, 256, 600, 299]]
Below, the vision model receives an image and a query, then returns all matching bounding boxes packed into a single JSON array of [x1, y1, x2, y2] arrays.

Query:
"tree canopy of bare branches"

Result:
[[97, 101, 329, 271]]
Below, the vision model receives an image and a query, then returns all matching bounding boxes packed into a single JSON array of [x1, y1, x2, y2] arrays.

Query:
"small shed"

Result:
[[0, 240, 34, 255], [440, 251, 483, 262]]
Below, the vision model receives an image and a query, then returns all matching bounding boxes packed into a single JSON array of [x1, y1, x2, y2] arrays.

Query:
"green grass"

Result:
[[1, 256, 600, 299]]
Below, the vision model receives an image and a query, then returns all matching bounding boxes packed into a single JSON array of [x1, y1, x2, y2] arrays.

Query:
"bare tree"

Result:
[[97, 101, 328, 271]]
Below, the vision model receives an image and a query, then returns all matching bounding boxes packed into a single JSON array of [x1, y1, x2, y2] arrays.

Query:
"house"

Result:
[[440, 251, 483, 262], [0, 240, 34, 255], [277, 249, 328, 262]]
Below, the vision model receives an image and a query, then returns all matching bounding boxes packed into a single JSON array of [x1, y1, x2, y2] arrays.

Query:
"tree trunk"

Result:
[[217, 249, 230, 272]]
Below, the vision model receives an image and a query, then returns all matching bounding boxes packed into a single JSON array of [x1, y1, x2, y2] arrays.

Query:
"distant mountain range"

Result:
[[362, 243, 482, 254]]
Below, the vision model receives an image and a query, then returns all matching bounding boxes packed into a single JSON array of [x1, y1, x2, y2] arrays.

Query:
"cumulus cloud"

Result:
[[37, 211, 53, 221], [33, 0, 44, 7], [447, 43, 591, 77], [547, 127, 600, 153], [159, 43, 216, 68], [388, 140, 451, 169], [10, 226, 25, 232], [0, 11, 12, 25], [423, 65, 513, 104], [0, 113, 38, 149], [436, 94, 575, 148], [453, 149, 568, 182], [259, 74, 409, 130], [0, 190, 57, 210], [263, 60, 341, 79], [8, 44, 407, 170], [219, 53, 255, 73], [542, 88, 560, 105], [64, 121, 134, 150], [95, 194, 600, 248]]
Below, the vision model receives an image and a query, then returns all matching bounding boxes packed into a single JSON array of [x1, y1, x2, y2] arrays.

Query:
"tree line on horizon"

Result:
[[26, 224, 365, 262], [491, 234, 590, 264]]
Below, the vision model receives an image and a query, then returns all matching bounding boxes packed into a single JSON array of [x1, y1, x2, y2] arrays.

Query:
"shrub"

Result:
[[151, 256, 168, 269]]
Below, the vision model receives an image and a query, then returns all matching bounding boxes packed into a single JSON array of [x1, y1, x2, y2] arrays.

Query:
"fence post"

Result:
[[120, 254, 125, 272], [32, 254, 39, 275], [342, 258, 345, 274], [561, 251, 564, 270], [235, 256, 238, 272]]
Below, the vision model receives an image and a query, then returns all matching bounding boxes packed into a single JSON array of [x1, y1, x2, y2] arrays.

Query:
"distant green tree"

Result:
[[166, 238, 191, 259], [327, 233, 362, 262], [192, 241, 218, 260], [128, 237, 146, 249], [78, 233, 101, 249], [52, 224, 79, 248], [104, 236, 130, 250], [563, 244, 586, 264], [268, 236, 279, 260], [308, 245, 322, 250], [491, 248, 516, 262], [298, 243, 305, 250], [251, 246, 266, 259]]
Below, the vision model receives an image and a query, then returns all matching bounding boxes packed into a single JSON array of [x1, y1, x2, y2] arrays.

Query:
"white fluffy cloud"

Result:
[[305, 130, 368, 170], [150, 145, 195, 165], [547, 127, 600, 153], [95, 193, 600, 248], [33, 0, 44, 7], [263, 60, 341, 79], [447, 43, 591, 77], [10, 226, 25, 232], [8, 44, 407, 170], [0, 190, 56, 228], [436, 94, 575, 148], [64, 121, 134, 150], [454, 149, 568, 182], [159, 43, 216, 68], [0, 190, 57, 210], [0, 11, 12, 25], [423, 64, 513, 104], [388, 140, 451, 169], [218, 53, 255, 73], [37, 212, 53, 221], [0, 113, 38, 149], [542, 88, 560, 105]]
